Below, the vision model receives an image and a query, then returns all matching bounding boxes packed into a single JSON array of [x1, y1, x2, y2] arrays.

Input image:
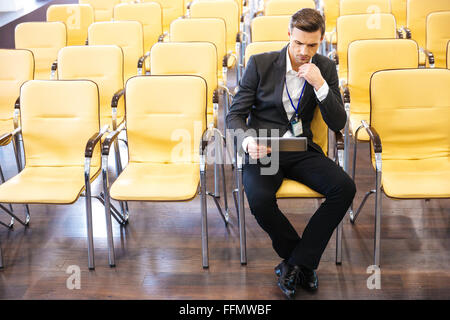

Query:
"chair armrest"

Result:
[[252, 10, 263, 18], [340, 82, 350, 104], [420, 48, 435, 67], [51, 60, 58, 80], [85, 125, 109, 158], [361, 120, 382, 153], [158, 32, 169, 43], [399, 26, 411, 39], [111, 89, 125, 109], [102, 121, 126, 156], [334, 131, 345, 150], [328, 50, 338, 66], [137, 52, 151, 75]]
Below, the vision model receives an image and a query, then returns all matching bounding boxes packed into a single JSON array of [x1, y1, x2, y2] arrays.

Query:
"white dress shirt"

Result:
[[242, 50, 329, 152]]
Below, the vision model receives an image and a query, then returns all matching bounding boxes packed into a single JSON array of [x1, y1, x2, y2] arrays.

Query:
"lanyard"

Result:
[[285, 78, 307, 116]]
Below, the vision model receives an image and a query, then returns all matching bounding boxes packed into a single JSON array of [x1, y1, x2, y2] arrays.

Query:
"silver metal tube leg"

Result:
[[374, 165, 382, 267], [84, 159, 95, 270], [0, 245, 3, 269], [113, 138, 128, 220], [214, 135, 220, 198], [101, 156, 116, 267], [237, 167, 247, 265], [200, 169, 209, 269]]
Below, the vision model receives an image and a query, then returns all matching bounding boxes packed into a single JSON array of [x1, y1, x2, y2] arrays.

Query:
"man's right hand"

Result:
[[246, 137, 272, 160]]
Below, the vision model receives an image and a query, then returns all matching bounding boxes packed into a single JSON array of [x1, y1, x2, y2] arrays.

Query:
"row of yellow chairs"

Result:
[[0, 75, 225, 270]]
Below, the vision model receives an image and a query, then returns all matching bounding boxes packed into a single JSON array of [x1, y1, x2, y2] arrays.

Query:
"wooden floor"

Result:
[[0, 92, 449, 300]]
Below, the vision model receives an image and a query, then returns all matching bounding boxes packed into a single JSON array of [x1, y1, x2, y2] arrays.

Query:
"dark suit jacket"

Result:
[[226, 44, 346, 154]]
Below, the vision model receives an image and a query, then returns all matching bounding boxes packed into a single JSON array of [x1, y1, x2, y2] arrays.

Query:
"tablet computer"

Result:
[[254, 137, 308, 152]]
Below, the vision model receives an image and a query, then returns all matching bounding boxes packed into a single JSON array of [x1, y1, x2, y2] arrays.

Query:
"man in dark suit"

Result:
[[226, 8, 356, 298]]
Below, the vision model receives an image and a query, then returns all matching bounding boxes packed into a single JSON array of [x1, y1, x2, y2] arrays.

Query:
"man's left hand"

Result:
[[297, 63, 325, 91]]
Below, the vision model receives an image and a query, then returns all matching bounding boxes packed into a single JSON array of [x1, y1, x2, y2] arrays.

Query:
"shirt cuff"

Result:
[[242, 136, 255, 153], [314, 80, 329, 102]]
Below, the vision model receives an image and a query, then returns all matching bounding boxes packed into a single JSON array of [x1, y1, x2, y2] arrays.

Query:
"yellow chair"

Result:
[[150, 41, 229, 223], [169, 18, 232, 86], [244, 41, 287, 67], [0, 49, 34, 229], [232, 44, 346, 265], [447, 41, 450, 69], [56, 45, 127, 203], [101, 75, 220, 268], [339, 0, 391, 16], [190, 0, 245, 82], [342, 39, 419, 221], [320, 0, 340, 53], [47, 4, 94, 46], [265, 0, 316, 16], [354, 68, 450, 266], [134, 0, 184, 32], [391, 0, 407, 28], [425, 11, 450, 68], [15, 22, 67, 80], [113, 2, 164, 52], [79, 0, 120, 21], [405, 0, 450, 49], [0, 79, 114, 270], [250, 15, 290, 42], [88, 21, 147, 81], [334, 13, 397, 82]]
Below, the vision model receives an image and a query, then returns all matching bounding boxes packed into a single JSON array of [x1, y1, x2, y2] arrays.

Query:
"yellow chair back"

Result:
[[88, 21, 144, 81], [339, 0, 391, 16], [190, 0, 239, 54], [265, 0, 316, 16], [406, 0, 450, 48], [20, 80, 100, 167], [57, 45, 125, 128], [79, 0, 120, 21], [426, 11, 450, 68], [47, 4, 94, 46], [337, 13, 396, 80], [15, 22, 66, 80], [150, 42, 217, 121], [113, 2, 163, 52], [125, 75, 207, 164], [251, 15, 291, 42]]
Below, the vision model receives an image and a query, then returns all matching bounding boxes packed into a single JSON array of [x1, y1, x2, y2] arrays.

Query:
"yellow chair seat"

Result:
[[276, 178, 324, 198], [0, 119, 13, 146], [110, 162, 200, 201], [382, 158, 450, 199], [0, 166, 100, 204], [349, 113, 370, 141]]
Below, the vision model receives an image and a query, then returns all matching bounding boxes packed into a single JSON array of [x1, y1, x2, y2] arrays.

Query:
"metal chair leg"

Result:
[[84, 158, 95, 270], [11, 133, 30, 226], [101, 155, 116, 268], [237, 165, 247, 265], [200, 168, 209, 269], [113, 137, 129, 221], [374, 162, 382, 267]]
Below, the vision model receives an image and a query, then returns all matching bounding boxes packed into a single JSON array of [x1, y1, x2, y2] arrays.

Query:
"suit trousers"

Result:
[[243, 149, 356, 270]]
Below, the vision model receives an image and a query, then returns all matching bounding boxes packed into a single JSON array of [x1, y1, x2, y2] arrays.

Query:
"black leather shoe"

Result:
[[298, 265, 319, 292], [275, 261, 300, 299]]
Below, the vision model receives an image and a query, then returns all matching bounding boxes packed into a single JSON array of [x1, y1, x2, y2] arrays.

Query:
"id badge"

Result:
[[290, 117, 303, 137]]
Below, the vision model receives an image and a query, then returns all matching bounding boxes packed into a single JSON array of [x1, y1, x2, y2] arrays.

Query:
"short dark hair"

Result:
[[289, 8, 325, 36]]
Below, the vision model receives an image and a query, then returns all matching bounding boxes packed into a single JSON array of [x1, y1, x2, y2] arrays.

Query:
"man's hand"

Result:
[[297, 63, 325, 91], [247, 138, 272, 160]]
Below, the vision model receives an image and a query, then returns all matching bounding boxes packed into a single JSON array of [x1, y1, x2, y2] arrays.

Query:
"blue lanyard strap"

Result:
[[285, 78, 307, 116]]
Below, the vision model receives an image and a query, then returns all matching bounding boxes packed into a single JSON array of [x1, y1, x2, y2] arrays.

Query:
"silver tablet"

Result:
[[254, 137, 308, 152]]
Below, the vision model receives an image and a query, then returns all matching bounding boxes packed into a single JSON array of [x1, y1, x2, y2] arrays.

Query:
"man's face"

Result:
[[287, 27, 323, 67]]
